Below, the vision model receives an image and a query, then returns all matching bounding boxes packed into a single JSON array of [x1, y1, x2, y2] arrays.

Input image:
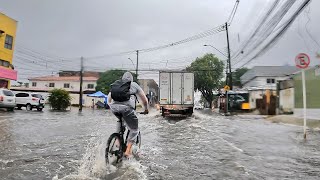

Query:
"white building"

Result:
[[11, 75, 103, 107], [240, 66, 299, 90], [240, 66, 298, 110]]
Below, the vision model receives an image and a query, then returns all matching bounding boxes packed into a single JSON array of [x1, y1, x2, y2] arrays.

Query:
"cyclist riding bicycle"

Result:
[[107, 72, 149, 158]]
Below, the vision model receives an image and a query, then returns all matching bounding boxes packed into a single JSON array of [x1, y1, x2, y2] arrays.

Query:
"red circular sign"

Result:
[[295, 53, 310, 69]]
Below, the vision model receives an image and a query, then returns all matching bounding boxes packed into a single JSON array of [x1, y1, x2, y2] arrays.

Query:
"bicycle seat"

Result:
[[114, 113, 123, 120]]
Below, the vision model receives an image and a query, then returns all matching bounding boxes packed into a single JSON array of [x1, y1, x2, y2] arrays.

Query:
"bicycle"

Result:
[[105, 111, 147, 165]]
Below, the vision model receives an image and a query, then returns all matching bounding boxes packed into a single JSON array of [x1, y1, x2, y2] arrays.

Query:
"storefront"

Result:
[[0, 66, 17, 88]]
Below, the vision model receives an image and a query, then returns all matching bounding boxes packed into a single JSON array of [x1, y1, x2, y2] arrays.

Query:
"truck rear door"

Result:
[[183, 73, 194, 105], [159, 72, 170, 104], [171, 73, 182, 104]]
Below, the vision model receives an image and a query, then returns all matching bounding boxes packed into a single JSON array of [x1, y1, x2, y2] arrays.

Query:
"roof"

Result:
[[28, 75, 98, 82], [240, 66, 299, 84]]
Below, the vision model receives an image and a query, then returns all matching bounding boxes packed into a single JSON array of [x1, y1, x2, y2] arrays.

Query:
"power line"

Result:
[[303, 6, 320, 49], [231, 0, 281, 61], [232, 0, 298, 66], [140, 25, 225, 53], [227, 0, 240, 26], [16, 44, 77, 61], [236, 0, 312, 69], [84, 24, 225, 60]]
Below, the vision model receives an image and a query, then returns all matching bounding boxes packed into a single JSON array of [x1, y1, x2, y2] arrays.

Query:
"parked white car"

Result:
[[194, 103, 204, 110], [15, 92, 45, 111], [0, 88, 16, 111]]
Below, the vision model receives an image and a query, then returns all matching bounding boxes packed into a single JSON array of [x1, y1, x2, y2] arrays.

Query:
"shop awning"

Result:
[[0, 67, 17, 80]]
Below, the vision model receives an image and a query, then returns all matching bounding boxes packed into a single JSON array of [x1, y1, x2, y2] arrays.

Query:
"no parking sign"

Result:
[[295, 53, 310, 69], [295, 53, 311, 139]]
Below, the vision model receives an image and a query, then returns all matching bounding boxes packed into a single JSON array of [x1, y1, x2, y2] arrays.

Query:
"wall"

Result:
[[30, 80, 97, 92], [248, 89, 277, 110], [248, 90, 263, 109], [294, 67, 320, 109], [0, 13, 17, 88], [243, 76, 291, 90], [279, 88, 294, 113]]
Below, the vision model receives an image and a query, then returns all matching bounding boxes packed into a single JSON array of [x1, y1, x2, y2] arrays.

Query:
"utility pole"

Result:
[[79, 57, 84, 112], [225, 22, 232, 90], [136, 50, 139, 80], [225, 61, 229, 86]]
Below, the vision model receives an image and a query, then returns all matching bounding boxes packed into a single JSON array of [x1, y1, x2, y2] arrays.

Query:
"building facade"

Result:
[[0, 12, 18, 88], [11, 75, 100, 107], [138, 79, 159, 106], [240, 66, 298, 110]]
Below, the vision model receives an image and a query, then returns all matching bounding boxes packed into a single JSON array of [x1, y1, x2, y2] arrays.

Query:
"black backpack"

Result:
[[110, 79, 131, 102]]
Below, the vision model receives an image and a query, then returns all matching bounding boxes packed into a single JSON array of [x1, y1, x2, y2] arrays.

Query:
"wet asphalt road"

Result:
[[0, 108, 320, 180]]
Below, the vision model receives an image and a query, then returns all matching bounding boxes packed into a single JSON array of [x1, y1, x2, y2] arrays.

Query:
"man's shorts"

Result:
[[110, 104, 138, 130]]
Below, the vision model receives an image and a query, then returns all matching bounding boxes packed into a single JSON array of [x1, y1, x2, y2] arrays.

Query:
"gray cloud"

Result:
[[0, 0, 319, 81]]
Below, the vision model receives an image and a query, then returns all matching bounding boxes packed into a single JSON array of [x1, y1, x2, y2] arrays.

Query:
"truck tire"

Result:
[[161, 108, 166, 117], [187, 107, 193, 116]]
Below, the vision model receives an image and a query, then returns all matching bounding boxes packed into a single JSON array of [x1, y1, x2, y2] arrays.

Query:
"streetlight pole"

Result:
[[203, 44, 228, 58], [128, 58, 135, 69]]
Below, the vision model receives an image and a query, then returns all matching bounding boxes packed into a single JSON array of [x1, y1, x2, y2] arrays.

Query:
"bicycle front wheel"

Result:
[[105, 133, 123, 165]]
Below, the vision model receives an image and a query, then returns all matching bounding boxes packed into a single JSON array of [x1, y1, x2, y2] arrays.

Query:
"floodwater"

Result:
[[0, 108, 320, 180]]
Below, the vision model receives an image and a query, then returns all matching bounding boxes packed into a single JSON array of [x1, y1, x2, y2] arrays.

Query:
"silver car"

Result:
[[0, 88, 16, 111]]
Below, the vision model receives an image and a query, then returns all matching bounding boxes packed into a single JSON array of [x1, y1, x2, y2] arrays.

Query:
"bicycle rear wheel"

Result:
[[105, 133, 123, 165]]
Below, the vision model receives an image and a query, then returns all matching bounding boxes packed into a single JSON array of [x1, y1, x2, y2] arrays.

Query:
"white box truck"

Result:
[[159, 71, 194, 117]]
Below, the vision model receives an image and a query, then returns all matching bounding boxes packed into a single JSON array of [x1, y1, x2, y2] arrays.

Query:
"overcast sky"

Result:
[[0, 0, 319, 82]]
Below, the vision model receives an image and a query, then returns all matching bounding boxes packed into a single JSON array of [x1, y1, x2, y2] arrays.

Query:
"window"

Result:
[[4, 35, 13, 50], [87, 84, 94, 89], [32, 94, 43, 99], [64, 83, 70, 88], [0, 59, 10, 68], [267, 78, 275, 84], [32, 82, 37, 87], [49, 83, 55, 87], [2, 90, 14, 96], [15, 93, 29, 97]]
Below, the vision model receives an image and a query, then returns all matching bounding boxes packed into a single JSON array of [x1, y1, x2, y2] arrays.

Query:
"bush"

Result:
[[48, 89, 71, 110]]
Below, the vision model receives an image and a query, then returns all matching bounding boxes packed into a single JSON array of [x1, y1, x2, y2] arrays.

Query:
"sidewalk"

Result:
[[266, 115, 320, 128]]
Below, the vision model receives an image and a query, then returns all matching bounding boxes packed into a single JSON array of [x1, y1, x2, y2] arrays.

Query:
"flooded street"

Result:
[[1, 109, 320, 180]]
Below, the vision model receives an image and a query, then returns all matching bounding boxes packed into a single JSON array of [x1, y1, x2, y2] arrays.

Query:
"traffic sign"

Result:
[[224, 85, 230, 91], [295, 53, 310, 139], [295, 53, 310, 69]]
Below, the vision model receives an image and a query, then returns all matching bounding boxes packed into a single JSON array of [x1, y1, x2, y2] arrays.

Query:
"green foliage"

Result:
[[232, 67, 249, 87], [187, 53, 224, 108], [48, 89, 71, 110], [96, 70, 137, 94]]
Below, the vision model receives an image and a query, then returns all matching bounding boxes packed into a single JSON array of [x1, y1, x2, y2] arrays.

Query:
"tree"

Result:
[[187, 53, 224, 108], [48, 89, 71, 110], [232, 67, 249, 87], [96, 70, 137, 94]]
